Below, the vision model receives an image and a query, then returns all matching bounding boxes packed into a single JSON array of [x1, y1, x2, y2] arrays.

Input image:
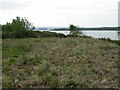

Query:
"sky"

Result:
[[0, 0, 119, 27]]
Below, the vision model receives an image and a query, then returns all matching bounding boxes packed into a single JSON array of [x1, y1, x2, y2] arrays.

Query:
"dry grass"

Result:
[[2, 37, 118, 88]]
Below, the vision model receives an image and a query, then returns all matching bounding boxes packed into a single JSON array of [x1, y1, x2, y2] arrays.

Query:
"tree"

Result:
[[2, 22, 12, 32], [11, 17, 34, 31], [69, 24, 82, 36], [2, 16, 35, 38]]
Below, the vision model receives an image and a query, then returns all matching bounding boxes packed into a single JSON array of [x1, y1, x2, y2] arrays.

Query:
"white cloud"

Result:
[[0, 0, 119, 27]]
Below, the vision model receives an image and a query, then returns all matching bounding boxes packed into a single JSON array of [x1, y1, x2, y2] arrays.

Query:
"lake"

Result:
[[38, 30, 119, 40]]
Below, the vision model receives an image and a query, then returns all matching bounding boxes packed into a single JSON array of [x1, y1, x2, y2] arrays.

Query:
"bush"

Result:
[[69, 24, 82, 36], [99, 37, 119, 45], [35, 31, 66, 38], [2, 17, 35, 38]]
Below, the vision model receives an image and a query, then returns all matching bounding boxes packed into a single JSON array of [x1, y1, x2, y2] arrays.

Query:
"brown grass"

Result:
[[2, 37, 118, 88]]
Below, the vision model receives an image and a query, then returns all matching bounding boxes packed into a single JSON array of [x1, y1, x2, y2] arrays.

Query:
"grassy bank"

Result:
[[2, 37, 118, 88]]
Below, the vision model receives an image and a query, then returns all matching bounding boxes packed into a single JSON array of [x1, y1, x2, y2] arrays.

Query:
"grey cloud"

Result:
[[0, 0, 29, 10]]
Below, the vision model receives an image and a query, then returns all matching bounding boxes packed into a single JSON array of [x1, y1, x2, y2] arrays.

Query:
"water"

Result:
[[38, 30, 119, 40], [82, 30, 119, 40]]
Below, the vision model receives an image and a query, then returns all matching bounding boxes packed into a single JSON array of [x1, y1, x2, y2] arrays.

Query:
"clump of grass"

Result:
[[41, 75, 58, 88], [64, 80, 78, 88]]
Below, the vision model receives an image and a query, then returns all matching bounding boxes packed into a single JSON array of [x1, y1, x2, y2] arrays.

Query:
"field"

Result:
[[2, 37, 118, 88]]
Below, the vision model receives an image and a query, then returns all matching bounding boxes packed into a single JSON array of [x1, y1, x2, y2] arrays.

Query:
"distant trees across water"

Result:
[[53, 27, 118, 30]]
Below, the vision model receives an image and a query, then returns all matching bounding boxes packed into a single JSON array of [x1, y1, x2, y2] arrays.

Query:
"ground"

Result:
[[2, 37, 118, 88]]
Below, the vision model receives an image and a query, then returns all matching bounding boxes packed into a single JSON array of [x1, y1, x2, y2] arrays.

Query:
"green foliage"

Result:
[[2, 17, 66, 38], [2, 47, 24, 58], [69, 24, 82, 36], [36, 31, 66, 38], [41, 75, 58, 88], [99, 37, 119, 45], [2, 23, 12, 32], [2, 17, 35, 38]]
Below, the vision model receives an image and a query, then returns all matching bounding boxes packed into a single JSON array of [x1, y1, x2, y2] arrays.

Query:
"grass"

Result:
[[2, 37, 119, 88]]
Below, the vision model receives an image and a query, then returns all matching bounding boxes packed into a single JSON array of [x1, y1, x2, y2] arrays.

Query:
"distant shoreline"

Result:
[[47, 29, 118, 31], [36, 27, 118, 31]]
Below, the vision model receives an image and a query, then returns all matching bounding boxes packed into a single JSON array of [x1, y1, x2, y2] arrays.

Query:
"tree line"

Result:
[[2, 17, 67, 38], [2, 17, 82, 38], [54, 27, 118, 30]]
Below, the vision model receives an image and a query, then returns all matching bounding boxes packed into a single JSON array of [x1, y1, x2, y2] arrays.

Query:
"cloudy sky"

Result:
[[0, 0, 119, 27]]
